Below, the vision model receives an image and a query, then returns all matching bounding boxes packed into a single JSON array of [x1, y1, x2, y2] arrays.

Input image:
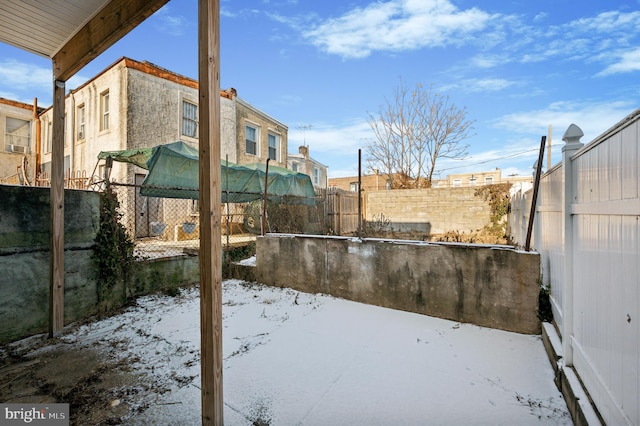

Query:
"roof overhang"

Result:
[[0, 0, 169, 81]]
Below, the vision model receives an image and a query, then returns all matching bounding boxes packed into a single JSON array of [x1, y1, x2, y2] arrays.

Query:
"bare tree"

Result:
[[365, 81, 473, 188]]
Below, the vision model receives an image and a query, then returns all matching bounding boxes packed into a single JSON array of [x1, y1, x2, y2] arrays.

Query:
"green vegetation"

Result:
[[92, 187, 135, 308], [474, 183, 513, 242]]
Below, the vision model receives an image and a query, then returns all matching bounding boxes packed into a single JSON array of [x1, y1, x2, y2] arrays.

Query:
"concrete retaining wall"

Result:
[[256, 234, 541, 334], [0, 185, 200, 344]]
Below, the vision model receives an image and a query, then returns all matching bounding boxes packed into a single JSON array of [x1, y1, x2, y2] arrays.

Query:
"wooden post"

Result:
[[49, 80, 65, 337], [525, 136, 546, 251], [198, 0, 223, 424], [33, 98, 41, 182]]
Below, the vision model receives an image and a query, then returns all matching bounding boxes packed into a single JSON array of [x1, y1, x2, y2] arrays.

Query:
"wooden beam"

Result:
[[198, 0, 223, 424], [49, 80, 66, 337], [52, 0, 169, 81]]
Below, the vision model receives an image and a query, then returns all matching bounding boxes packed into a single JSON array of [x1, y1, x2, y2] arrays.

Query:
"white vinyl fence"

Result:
[[509, 110, 640, 426]]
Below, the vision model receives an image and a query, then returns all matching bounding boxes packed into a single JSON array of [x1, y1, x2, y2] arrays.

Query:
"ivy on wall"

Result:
[[92, 187, 135, 307], [474, 183, 512, 239]]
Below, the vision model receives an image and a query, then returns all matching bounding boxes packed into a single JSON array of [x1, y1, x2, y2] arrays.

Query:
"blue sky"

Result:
[[1, 0, 640, 179]]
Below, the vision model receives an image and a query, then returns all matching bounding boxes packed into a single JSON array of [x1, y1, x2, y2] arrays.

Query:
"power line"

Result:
[[436, 144, 563, 173]]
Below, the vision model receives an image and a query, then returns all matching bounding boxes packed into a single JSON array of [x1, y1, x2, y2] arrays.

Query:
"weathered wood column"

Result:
[[49, 79, 66, 337], [198, 0, 223, 423]]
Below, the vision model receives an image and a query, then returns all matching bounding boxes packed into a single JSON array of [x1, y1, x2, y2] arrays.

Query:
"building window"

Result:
[[452, 178, 462, 187], [77, 104, 85, 140], [350, 182, 359, 192], [100, 90, 110, 131], [484, 176, 494, 185], [4, 117, 30, 153], [469, 177, 477, 186], [245, 125, 258, 155], [313, 168, 319, 185], [268, 133, 278, 160], [292, 162, 298, 172], [432, 181, 439, 188], [182, 100, 198, 138]]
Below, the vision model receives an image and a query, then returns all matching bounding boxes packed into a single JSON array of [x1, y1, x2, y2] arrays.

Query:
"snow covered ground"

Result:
[[57, 279, 571, 425]]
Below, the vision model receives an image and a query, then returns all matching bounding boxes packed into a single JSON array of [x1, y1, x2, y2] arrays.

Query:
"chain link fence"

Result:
[[107, 182, 333, 259]]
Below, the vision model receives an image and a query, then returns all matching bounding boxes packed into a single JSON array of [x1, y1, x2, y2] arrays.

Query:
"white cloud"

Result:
[[567, 10, 640, 34], [598, 47, 640, 76], [517, 10, 640, 66], [0, 58, 92, 106], [0, 59, 51, 92], [154, 5, 190, 36], [288, 120, 372, 155], [492, 100, 637, 143], [444, 78, 516, 93], [287, 119, 374, 178], [303, 0, 494, 59], [469, 55, 508, 69]]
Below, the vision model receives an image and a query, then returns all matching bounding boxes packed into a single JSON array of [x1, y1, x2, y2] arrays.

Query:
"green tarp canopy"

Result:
[[97, 147, 154, 169], [98, 141, 317, 204]]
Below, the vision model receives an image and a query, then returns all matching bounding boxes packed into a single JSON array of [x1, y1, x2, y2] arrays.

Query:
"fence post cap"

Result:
[[562, 124, 584, 152], [562, 124, 583, 143]]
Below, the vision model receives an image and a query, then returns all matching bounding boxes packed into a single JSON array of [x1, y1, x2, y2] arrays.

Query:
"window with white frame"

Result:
[[452, 178, 462, 187], [350, 182, 359, 192], [182, 100, 198, 138], [245, 124, 258, 155], [77, 104, 85, 140], [313, 168, 319, 185], [484, 176, 494, 185], [469, 177, 477, 186], [4, 117, 30, 153], [100, 90, 110, 131], [268, 133, 278, 160]]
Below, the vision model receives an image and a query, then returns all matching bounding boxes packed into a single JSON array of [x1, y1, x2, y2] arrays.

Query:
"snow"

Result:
[[235, 255, 256, 267], [59, 280, 571, 425]]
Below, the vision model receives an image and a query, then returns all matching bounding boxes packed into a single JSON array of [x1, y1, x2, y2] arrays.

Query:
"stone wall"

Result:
[[256, 234, 541, 334], [366, 187, 492, 234]]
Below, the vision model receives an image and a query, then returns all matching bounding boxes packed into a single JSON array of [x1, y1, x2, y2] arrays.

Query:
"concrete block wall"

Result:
[[366, 187, 492, 234], [256, 234, 541, 334]]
